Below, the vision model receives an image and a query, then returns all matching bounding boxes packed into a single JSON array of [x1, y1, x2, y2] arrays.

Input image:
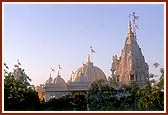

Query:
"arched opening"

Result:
[[130, 74, 134, 80], [72, 91, 87, 110]]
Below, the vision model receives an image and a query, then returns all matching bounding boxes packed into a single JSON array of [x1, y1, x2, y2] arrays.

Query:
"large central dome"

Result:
[[71, 55, 107, 83]]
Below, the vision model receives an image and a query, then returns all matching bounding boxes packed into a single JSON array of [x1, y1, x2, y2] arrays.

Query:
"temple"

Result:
[[36, 55, 107, 101], [36, 13, 149, 101]]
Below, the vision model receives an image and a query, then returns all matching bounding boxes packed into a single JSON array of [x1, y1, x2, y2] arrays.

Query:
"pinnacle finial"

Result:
[[58, 70, 59, 75], [128, 14, 132, 33], [88, 54, 91, 62], [129, 14, 131, 21]]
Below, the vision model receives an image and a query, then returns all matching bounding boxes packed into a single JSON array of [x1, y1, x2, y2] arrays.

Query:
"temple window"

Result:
[[130, 74, 134, 80], [117, 75, 120, 82]]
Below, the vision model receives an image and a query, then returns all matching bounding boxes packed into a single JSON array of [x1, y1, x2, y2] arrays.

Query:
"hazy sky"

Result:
[[3, 3, 165, 86]]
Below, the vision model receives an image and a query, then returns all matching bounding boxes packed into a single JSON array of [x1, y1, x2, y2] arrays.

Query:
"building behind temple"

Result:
[[36, 14, 149, 101]]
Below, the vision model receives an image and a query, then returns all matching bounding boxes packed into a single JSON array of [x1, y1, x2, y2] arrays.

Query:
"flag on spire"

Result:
[[134, 24, 139, 29], [17, 59, 21, 65], [50, 67, 55, 71], [134, 16, 139, 20], [58, 65, 63, 70], [90, 46, 96, 53], [132, 12, 139, 20], [83, 62, 86, 66], [91, 48, 96, 53]]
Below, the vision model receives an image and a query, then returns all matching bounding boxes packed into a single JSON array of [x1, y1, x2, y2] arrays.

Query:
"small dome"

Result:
[[45, 74, 67, 91], [72, 56, 107, 83], [45, 75, 53, 84], [53, 74, 66, 85]]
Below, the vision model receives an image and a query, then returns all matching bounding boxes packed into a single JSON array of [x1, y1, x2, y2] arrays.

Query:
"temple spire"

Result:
[[88, 54, 91, 63], [111, 13, 148, 87], [86, 54, 93, 66], [58, 70, 60, 75], [128, 14, 132, 33], [90, 46, 96, 62], [132, 12, 139, 41], [50, 73, 51, 78]]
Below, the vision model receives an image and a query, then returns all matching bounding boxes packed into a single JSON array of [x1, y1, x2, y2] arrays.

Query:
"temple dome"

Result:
[[53, 74, 66, 86], [74, 73, 89, 83], [45, 74, 67, 93], [72, 55, 107, 83], [45, 75, 53, 84]]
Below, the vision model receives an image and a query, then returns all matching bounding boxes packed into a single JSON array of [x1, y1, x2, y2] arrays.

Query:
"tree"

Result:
[[137, 83, 164, 111], [4, 63, 41, 111], [44, 95, 74, 111], [87, 67, 164, 111], [136, 64, 164, 111], [153, 62, 159, 68], [87, 79, 119, 111], [157, 68, 164, 91]]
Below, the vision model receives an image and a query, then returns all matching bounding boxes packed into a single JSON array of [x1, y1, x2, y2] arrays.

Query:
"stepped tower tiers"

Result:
[[111, 14, 149, 87]]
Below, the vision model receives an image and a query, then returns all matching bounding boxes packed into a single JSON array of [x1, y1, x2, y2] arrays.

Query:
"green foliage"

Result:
[[44, 95, 87, 111], [44, 95, 74, 111], [4, 63, 41, 111], [136, 83, 164, 111], [88, 79, 119, 111], [4, 62, 164, 111], [87, 68, 164, 111], [157, 68, 164, 91], [153, 62, 159, 68]]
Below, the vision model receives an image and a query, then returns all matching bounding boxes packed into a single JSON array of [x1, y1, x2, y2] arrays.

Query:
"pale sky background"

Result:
[[3, 3, 165, 86]]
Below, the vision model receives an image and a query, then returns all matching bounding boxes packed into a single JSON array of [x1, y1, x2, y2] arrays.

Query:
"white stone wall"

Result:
[[45, 91, 69, 102]]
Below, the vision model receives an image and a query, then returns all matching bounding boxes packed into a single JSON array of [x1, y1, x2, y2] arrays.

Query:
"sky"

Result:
[[3, 3, 165, 86]]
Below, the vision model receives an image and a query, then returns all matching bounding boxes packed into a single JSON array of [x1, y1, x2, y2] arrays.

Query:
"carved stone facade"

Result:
[[111, 19, 149, 87]]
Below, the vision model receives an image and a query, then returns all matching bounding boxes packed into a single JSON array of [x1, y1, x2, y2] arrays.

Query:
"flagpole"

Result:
[[58, 70, 60, 75], [90, 46, 92, 62], [132, 12, 139, 41], [91, 50, 93, 62], [58, 65, 62, 75], [132, 12, 136, 34], [133, 12, 136, 42], [90, 46, 96, 62], [88, 46, 92, 61], [50, 67, 55, 78]]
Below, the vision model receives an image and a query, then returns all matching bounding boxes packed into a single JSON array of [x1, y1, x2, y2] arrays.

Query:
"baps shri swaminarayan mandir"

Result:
[[35, 13, 149, 102]]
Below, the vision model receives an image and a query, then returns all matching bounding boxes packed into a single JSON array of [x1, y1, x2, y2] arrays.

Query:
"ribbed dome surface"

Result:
[[45, 76, 53, 84], [72, 60, 107, 83], [53, 75, 66, 86], [45, 74, 67, 92], [74, 74, 89, 83]]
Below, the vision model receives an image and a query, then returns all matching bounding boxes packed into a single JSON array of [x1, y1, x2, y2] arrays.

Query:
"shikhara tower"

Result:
[[111, 13, 149, 87]]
